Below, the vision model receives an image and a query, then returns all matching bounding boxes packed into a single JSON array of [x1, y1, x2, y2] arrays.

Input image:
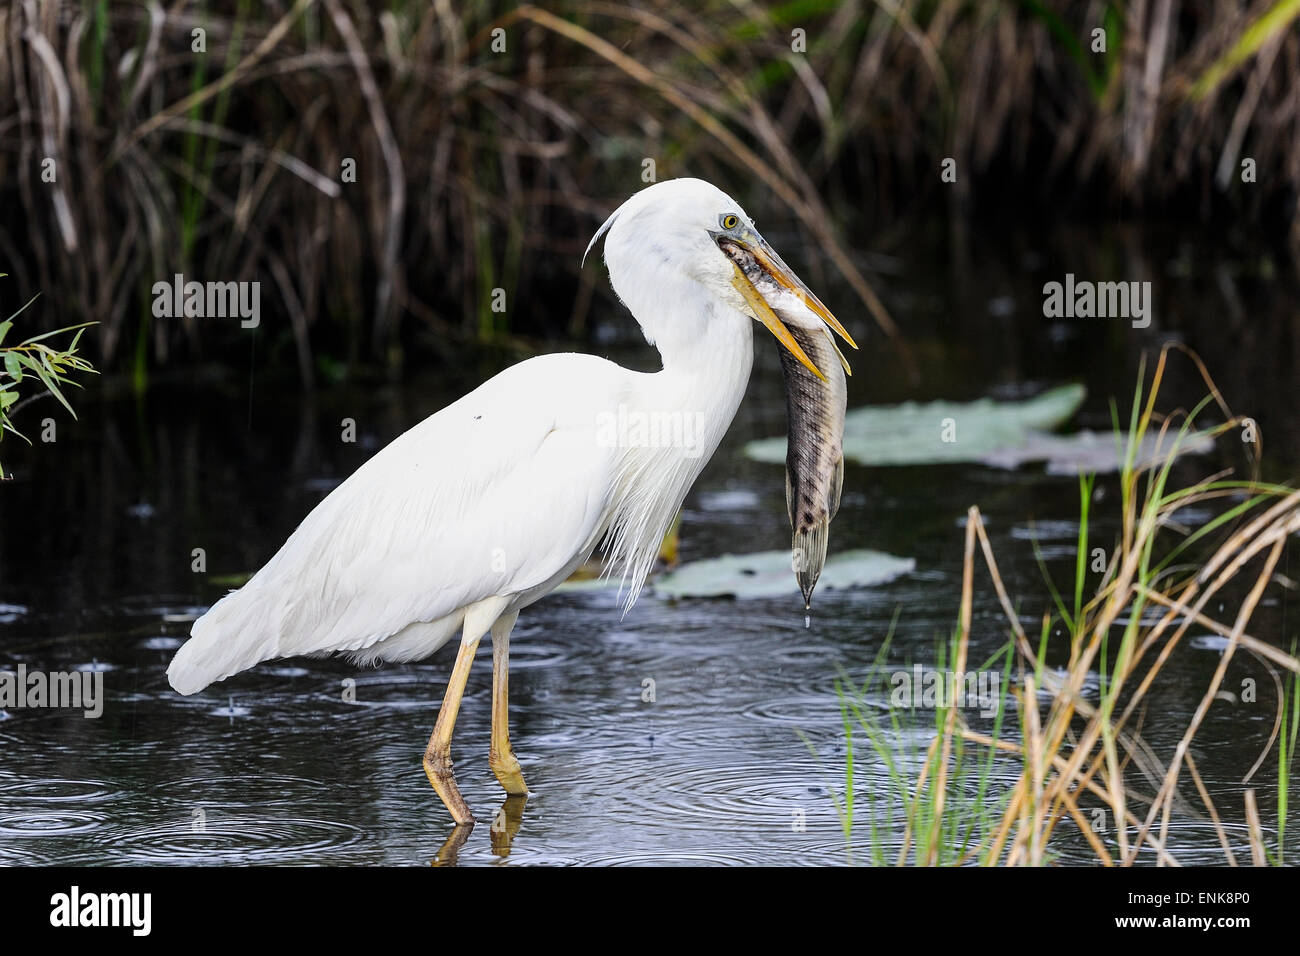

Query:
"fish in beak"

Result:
[[714, 228, 857, 381], [714, 227, 855, 610]]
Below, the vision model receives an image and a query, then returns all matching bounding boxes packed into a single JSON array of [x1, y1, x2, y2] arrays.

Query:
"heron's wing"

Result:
[[168, 354, 624, 693]]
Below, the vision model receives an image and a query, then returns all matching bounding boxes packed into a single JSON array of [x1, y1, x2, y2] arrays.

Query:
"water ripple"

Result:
[[0, 808, 105, 836], [88, 815, 366, 865]]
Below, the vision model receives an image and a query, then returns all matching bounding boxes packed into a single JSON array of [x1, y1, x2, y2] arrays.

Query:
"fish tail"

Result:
[[793, 520, 829, 609]]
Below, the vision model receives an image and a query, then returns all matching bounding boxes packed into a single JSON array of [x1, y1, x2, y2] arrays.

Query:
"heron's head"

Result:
[[585, 178, 855, 377]]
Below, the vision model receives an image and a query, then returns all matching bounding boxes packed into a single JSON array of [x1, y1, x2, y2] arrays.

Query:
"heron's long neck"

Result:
[[647, 302, 754, 451], [600, 300, 754, 610]]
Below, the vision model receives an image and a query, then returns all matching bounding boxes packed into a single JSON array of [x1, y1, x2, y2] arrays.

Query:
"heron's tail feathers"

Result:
[[167, 584, 280, 695]]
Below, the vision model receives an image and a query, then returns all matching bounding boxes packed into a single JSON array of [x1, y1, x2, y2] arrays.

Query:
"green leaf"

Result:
[[0, 419, 31, 444], [17, 354, 75, 416], [1191, 0, 1300, 101], [5, 293, 41, 324], [17, 321, 95, 345], [3, 351, 20, 381]]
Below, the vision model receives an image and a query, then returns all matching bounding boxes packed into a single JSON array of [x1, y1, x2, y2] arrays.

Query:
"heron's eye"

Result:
[[720, 214, 739, 231]]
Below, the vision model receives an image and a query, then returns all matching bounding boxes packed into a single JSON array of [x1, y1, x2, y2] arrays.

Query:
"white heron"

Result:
[[167, 177, 856, 824]]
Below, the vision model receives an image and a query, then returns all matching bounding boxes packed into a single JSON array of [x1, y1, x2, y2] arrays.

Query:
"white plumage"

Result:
[[170, 355, 619, 691], [167, 177, 846, 823]]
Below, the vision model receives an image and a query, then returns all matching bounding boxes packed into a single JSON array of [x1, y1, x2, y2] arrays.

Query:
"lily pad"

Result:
[[652, 548, 915, 599], [980, 428, 1214, 474], [744, 384, 1214, 473], [745, 383, 1086, 467]]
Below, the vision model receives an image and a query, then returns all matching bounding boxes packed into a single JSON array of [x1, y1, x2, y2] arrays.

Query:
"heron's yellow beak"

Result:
[[717, 231, 857, 383]]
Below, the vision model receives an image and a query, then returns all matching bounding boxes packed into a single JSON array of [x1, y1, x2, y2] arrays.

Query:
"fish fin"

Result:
[[828, 454, 844, 522], [784, 467, 796, 528]]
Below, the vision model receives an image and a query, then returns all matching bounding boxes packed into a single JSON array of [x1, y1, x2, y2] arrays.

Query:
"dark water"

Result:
[[1, 218, 1297, 865]]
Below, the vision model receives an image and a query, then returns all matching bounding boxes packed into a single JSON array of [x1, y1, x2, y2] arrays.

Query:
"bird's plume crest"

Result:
[[583, 206, 621, 268]]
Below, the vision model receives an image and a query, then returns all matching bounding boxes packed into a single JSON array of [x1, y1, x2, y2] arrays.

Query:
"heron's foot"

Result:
[[423, 751, 475, 825], [489, 747, 528, 796]]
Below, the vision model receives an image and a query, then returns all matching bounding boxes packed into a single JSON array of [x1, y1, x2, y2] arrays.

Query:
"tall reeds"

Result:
[[839, 347, 1300, 864], [2, 2, 1297, 380]]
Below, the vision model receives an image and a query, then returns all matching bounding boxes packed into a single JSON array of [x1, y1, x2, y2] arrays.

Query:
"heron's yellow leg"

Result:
[[423, 632, 483, 825], [488, 611, 528, 795]]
